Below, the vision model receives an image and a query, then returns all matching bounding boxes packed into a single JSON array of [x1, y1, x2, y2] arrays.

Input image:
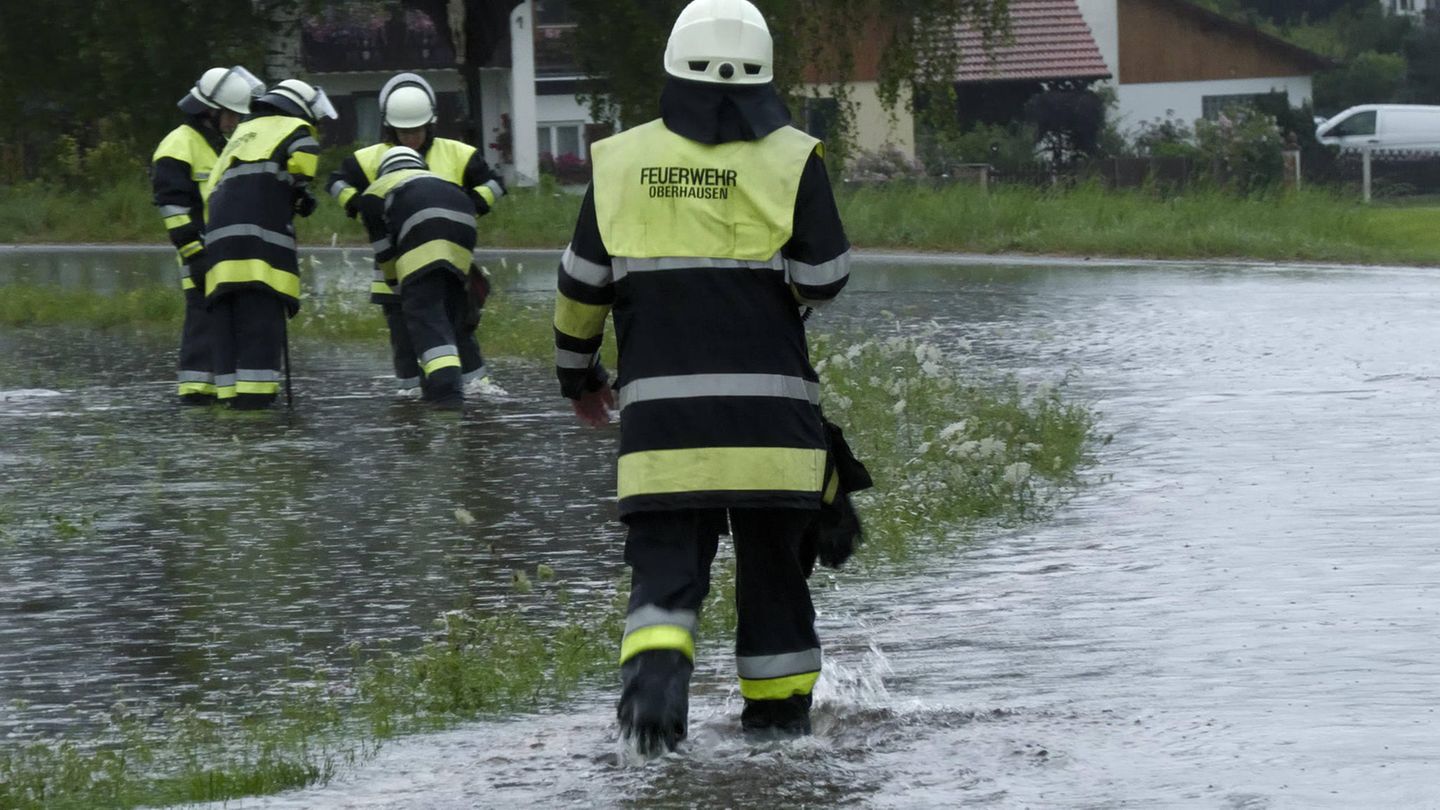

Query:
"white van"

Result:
[[1315, 104, 1440, 152]]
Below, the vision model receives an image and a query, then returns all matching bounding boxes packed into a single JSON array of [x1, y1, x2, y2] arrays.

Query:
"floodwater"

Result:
[[2, 247, 1439, 807]]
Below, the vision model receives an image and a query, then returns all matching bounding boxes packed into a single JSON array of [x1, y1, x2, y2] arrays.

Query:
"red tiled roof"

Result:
[[949, 0, 1111, 83]]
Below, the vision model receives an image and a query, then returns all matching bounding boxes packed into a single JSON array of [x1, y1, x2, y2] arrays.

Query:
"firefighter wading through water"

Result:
[[354, 146, 479, 409], [554, 0, 852, 757], [327, 73, 507, 398], [150, 66, 263, 404], [199, 80, 338, 410]]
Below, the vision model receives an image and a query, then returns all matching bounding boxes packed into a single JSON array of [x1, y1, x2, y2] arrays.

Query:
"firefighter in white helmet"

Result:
[[151, 66, 262, 404], [201, 79, 337, 409], [352, 146, 480, 409], [327, 73, 506, 400], [554, 0, 853, 756]]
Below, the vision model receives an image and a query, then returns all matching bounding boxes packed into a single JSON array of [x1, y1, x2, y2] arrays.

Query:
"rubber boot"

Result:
[[422, 367, 464, 411], [227, 392, 276, 411], [617, 649, 692, 758], [740, 693, 813, 740]]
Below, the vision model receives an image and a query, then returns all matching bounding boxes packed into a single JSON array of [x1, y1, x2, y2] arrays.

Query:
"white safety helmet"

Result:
[[663, 0, 773, 85], [179, 66, 263, 115], [378, 146, 427, 176], [379, 73, 437, 129], [258, 79, 340, 122]]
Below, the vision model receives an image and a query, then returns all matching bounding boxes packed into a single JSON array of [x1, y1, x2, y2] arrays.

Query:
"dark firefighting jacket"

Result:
[[150, 118, 225, 289], [554, 101, 851, 516], [200, 113, 320, 313]]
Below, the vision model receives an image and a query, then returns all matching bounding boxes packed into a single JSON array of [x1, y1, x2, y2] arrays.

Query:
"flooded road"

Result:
[[3, 248, 1439, 806]]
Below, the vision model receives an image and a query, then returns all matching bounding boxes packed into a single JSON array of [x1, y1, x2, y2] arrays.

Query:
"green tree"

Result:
[[0, 0, 274, 179], [1402, 13, 1440, 103], [1314, 51, 1406, 114], [568, 0, 1011, 166]]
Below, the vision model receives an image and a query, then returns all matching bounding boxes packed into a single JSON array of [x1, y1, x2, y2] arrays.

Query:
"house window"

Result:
[[803, 97, 840, 143], [535, 0, 574, 25], [1201, 93, 1273, 120], [354, 96, 380, 143], [537, 123, 587, 159]]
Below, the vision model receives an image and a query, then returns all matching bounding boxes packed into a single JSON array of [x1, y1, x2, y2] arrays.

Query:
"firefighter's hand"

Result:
[[292, 187, 318, 218], [571, 383, 614, 428], [343, 195, 361, 219], [185, 249, 208, 288]]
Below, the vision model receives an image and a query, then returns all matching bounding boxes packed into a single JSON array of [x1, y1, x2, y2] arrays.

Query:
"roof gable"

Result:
[[949, 0, 1112, 84], [1119, 0, 1332, 84]]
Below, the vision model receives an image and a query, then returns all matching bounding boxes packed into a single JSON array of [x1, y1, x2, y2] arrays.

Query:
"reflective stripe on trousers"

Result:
[[619, 605, 697, 664]]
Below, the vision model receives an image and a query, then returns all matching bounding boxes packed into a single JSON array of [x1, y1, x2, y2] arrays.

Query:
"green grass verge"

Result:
[[3, 178, 1438, 264], [0, 294, 1097, 809]]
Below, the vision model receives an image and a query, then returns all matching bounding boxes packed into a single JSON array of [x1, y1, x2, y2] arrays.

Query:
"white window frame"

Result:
[[536, 121, 588, 160]]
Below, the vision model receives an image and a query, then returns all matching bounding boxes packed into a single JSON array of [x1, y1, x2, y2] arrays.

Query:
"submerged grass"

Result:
[[0, 300, 1098, 808], [3, 178, 1438, 264]]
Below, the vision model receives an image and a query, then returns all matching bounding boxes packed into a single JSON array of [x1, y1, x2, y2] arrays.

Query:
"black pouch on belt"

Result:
[[802, 419, 874, 574]]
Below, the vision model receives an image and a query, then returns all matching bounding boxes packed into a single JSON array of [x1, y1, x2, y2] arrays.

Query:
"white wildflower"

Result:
[[829, 395, 853, 411], [868, 376, 882, 388], [1002, 462, 1032, 486], [916, 441, 932, 455], [939, 421, 967, 440], [977, 436, 1005, 458], [891, 399, 907, 415], [920, 360, 943, 378], [828, 353, 848, 369], [952, 440, 979, 458], [845, 344, 863, 360]]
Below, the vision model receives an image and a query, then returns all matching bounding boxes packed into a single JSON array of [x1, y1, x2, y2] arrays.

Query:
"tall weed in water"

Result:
[[811, 328, 1095, 564]]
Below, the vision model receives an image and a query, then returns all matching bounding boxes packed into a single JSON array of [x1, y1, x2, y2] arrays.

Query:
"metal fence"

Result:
[[945, 151, 1440, 202]]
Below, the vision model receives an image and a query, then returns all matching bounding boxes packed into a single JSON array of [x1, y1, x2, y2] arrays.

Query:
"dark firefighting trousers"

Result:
[[210, 289, 286, 410], [381, 299, 486, 390], [177, 286, 216, 401], [620, 507, 821, 738], [398, 269, 472, 406]]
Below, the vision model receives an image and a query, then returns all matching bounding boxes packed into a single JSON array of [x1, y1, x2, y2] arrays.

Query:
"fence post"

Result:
[[1362, 148, 1372, 204]]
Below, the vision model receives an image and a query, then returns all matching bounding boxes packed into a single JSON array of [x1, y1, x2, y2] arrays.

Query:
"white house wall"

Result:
[[1117, 75, 1313, 132], [805, 81, 915, 162]]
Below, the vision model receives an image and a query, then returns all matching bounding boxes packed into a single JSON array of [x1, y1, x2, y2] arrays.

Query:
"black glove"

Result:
[[343, 194, 361, 219], [186, 249, 209, 289], [804, 419, 874, 574], [292, 187, 318, 218]]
